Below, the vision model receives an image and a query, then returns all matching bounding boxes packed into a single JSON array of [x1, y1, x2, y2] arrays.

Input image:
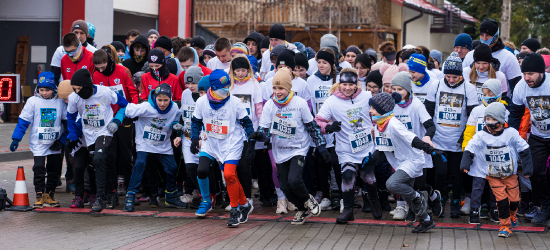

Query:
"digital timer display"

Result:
[[0, 74, 20, 103]]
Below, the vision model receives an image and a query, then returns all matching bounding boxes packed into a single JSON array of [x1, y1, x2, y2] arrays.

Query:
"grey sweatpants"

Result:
[[387, 169, 428, 220]]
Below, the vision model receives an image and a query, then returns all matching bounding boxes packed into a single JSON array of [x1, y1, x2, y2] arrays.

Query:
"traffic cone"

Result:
[[6, 166, 33, 211]]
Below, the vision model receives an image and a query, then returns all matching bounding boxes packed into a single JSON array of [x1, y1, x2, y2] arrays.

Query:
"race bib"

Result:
[[437, 91, 464, 126], [396, 115, 413, 131], [476, 117, 485, 132], [484, 146, 513, 178], [181, 104, 194, 131], [527, 95, 550, 133], [109, 84, 125, 98], [314, 85, 331, 111], [142, 126, 167, 145], [234, 94, 252, 116], [474, 82, 483, 102], [37, 127, 61, 144], [413, 93, 427, 103], [83, 115, 105, 130], [348, 130, 373, 153], [374, 129, 394, 151], [271, 116, 297, 139], [205, 118, 230, 139]]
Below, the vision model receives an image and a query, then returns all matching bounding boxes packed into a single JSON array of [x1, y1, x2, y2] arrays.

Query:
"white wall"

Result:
[[0, 0, 60, 21], [113, 0, 158, 17], [178, 0, 187, 38], [86, 0, 114, 48], [430, 33, 456, 57], [402, 8, 432, 48], [113, 11, 157, 36]]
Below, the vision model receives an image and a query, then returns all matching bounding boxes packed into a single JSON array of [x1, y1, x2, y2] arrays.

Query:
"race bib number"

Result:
[[181, 104, 194, 130], [475, 82, 483, 102], [527, 95, 550, 133], [413, 93, 427, 103], [396, 115, 413, 131], [374, 129, 394, 151], [205, 118, 230, 139], [437, 92, 464, 126], [38, 127, 61, 144], [476, 117, 485, 132], [109, 84, 125, 98], [271, 116, 297, 139], [142, 126, 167, 145], [348, 130, 373, 153], [484, 146, 513, 178], [83, 115, 105, 130]]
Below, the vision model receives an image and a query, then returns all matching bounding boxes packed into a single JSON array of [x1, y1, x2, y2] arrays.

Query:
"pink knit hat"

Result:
[[380, 63, 409, 84]]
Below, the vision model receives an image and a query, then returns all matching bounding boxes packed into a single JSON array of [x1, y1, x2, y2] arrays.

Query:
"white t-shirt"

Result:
[[316, 90, 374, 163], [67, 86, 118, 146], [306, 58, 353, 76], [193, 95, 248, 163], [206, 56, 230, 71], [430, 68, 444, 80], [427, 78, 479, 152], [512, 73, 550, 138], [411, 74, 439, 104], [393, 97, 433, 168], [307, 74, 338, 148], [180, 89, 200, 164], [467, 103, 510, 133], [125, 101, 180, 154], [462, 48, 522, 81], [462, 66, 508, 102], [264, 70, 275, 81], [51, 44, 97, 67], [231, 79, 263, 144], [259, 96, 313, 164], [19, 96, 67, 156], [465, 128, 529, 179], [262, 76, 311, 103]]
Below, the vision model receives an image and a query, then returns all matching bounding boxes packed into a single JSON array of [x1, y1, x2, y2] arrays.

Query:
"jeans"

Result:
[[277, 155, 309, 211], [33, 154, 62, 193], [127, 152, 178, 193]]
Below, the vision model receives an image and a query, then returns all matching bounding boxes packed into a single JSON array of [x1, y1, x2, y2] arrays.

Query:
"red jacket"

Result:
[[177, 64, 212, 94], [93, 64, 139, 113], [140, 72, 180, 101], [60, 47, 94, 80]]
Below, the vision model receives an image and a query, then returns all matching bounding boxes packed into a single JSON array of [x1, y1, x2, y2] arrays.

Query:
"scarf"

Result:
[[314, 70, 332, 81], [444, 77, 464, 89], [68, 43, 84, 63], [398, 95, 413, 108], [270, 41, 289, 51], [482, 95, 502, 106], [234, 74, 251, 84], [207, 87, 230, 110], [273, 90, 294, 108], [414, 72, 430, 87], [133, 54, 146, 63], [375, 113, 394, 132]]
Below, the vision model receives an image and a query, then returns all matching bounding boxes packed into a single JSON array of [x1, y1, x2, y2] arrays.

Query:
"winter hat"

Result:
[[401, 50, 415, 61], [230, 42, 249, 55], [293, 42, 306, 53], [407, 54, 427, 74], [37, 72, 56, 90], [295, 52, 309, 70], [244, 32, 264, 48], [484, 102, 507, 125], [365, 48, 378, 62], [481, 79, 502, 97], [270, 44, 287, 58], [430, 50, 442, 65], [190, 36, 206, 50], [203, 44, 216, 58], [231, 56, 250, 70], [153, 83, 172, 99], [454, 33, 473, 50], [472, 40, 481, 49], [480, 19, 499, 37], [269, 24, 286, 41], [198, 75, 210, 91], [345, 46, 361, 56], [355, 54, 372, 69], [276, 50, 296, 70], [391, 71, 413, 94], [316, 50, 335, 67], [366, 70, 383, 88], [87, 22, 96, 39], [521, 53, 546, 73], [473, 43, 493, 63], [381, 63, 408, 84], [148, 49, 166, 64], [402, 44, 416, 50], [517, 52, 528, 60], [71, 20, 88, 37], [57, 80, 72, 99], [260, 36, 270, 49], [71, 69, 94, 99], [320, 34, 338, 49], [247, 55, 258, 73], [443, 52, 463, 75], [147, 29, 159, 38], [209, 69, 231, 90], [154, 36, 173, 54], [111, 41, 125, 51], [184, 66, 203, 84], [369, 92, 402, 115], [521, 38, 541, 53], [272, 68, 292, 92]]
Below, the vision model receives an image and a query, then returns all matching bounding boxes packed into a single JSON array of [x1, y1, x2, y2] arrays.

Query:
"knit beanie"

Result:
[[71, 69, 93, 88], [231, 56, 250, 70], [354, 54, 372, 69], [480, 19, 499, 37], [345, 46, 361, 56], [521, 53, 546, 73], [369, 92, 402, 115], [517, 52, 528, 60], [473, 43, 493, 63], [521, 38, 541, 53], [366, 70, 383, 88], [191, 36, 206, 50], [320, 34, 338, 49], [198, 75, 210, 91], [153, 83, 172, 99], [276, 50, 296, 70], [184, 66, 203, 84], [260, 36, 270, 49], [269, 24, 286, 41], [293, 42, 306, 53], [154, 36, 173, 54], [443, 52, 463, 75], [484, 102, 507, 125], [316, 50, 335, 67], [203, 44, 216, 58], [430, 50, 442, 65], [111, 41, 125, 52], [272, 68, 292, 92], [295, 52, 309, 70], [481, 79, 502, 97], [57, 80, 73, 99], [87, 22, 95, 39], [147, 29, 159, 38], [209, 69, 231, 90], [37, 72, 56, 90], [365, 48, 378, 63], [148, 49, 166, 64], [230, 42, 249, 55], [407, 53, 427, 74], [454, 33, 473, 50], [71, 20, 88, 37], [391, 71, 413, 94], [270, 44, 287, 58], [472, 40, 481, 49], [381, 63, 408, 84]]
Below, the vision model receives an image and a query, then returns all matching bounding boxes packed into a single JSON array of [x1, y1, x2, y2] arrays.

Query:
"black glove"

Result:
[[249, 131, 265, 141], [123, 117, 133, 126], [49, 140, 64, 151], [246, 140, 257, 160], [325, 121, 342, 133], [190, 138, 200, 154], [425, 147, 447, 162], [67, 139, 81, 152], [319, 146, 331, 163]]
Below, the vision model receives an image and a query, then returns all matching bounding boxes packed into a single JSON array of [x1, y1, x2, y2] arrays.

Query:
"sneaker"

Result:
[[336, 207, 354, 224], [83, 192, 90, 206], [525, 206, 540, 222], [180, 194, 193, 204], [431, 191, 443, 217], [480, 204, 490, 219], [304, 194, 321, 216], [225, 204, 232, 212], [406, 206, 416, 222], [340, 199, 344, 213], [291, 211, 313, 225], [287, 200, 297, 211], [276, 198, 288, 214], [498, 226, 512, 237], [511, 214, 518, 228], [469, 208, 480, 224], [532, 206, 550, 226], [138, 195, 150, 202], [191, 195, 202, 209], [124, 192, 136, 212], [149, 194, 160, 208], [412, 191, 428, 218], [195, 200, 213, 217], [252, 179, 259, 189], [393, 206, 407, 220], [412, 219, 436, 233], [92, 197, 105, 213], [517, 202, 529, 217], [331, 197, 340, 211], [320, 198, 332, 211], [450, 199, 461, 218], [44, 192, 60, 207], [489, 207, 500, 223], [460, 197, 471, 215], [88, 194, 97, 208], [314, 191, 323, 203], [105, 193, 117, 209], [70, 196, 84, 208], [240, 201, 254, 224], [227, 208, 242, 227], [66, 183, 75, 194], [165, 190, 188, 208], [33, 192, 44, 208]]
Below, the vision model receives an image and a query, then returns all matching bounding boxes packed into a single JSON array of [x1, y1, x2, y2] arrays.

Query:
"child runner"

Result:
[[354, 54, 372, 90], [365, 70, 383, 95], [60, 33, 94, 81], [294, 53, 309, 80], [207, 38, 232, 71], [140, 49, 180, 101], [407, 54, 439, 104]]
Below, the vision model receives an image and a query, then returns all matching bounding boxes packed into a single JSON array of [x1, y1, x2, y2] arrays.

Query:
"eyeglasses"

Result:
[[340, 72, 358, 83]]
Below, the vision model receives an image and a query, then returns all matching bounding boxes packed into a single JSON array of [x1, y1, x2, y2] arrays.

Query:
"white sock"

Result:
[[430, 192, 438, 201], [276, 188, 285, 199], [242, 202, 249, 207], [424, 214, 431, 222], [415, 192, 420, 198], [397, 200, 407, 207]]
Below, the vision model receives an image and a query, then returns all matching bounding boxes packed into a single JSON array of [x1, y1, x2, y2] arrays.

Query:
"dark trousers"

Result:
[[64, 147, 74, 183], [33, 154, 62, 193], [107, 124, 134, 190], [277, 155, 309, 211], [187, 161, 217, 195], [528, 135, 550, 207], [128, 152, 178, 193], [88, 136, 113, 198], [255, 149, 275, 200], [238, 141, 253, 198], [74, 147, 96, 197], [431, 151, 464, 199], [314, 147, 339, 198]]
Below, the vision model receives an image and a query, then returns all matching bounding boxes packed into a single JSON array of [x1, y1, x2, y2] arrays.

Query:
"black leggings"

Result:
[[238, 141, 252, 198], [277, 155, 309, 211], [33, 154, 62, 193], [431, 151, 464, 200], [74, 147, 96, 197], [187, 161, 216, 195], [254, 149, 275, 200], [314, 147, 340, 198], [528, 135, 550, 207], [89, 136, 113, 198]]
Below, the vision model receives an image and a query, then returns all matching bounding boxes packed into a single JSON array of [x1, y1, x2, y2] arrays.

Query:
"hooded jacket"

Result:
[[122, 35, 150, 75]]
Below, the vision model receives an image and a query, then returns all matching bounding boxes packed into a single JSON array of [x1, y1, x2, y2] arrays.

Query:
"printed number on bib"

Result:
[[475, 82, 483, 102], [109, 84, 125, 98], [527, 95, 550, 133], [271, 116, 297, 139], [83, 115, 105, 130], [476, 117, 485, 132], [38, 127, 61, 144], [205, 118, 229, 139], [181, 104, 194, 130], [374, 129, 394, 151], [437, 92, 464, 126], [484, 146, 513, 178], [143, 126, 167, 145], [348, 130, 373, 153], [396, 115, 413, 131]]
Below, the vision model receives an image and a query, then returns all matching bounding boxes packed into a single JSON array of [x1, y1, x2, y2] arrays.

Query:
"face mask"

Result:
[[480, 28, 499, 46], [483, 95, 501, 105], [133, 54, 145, 63], [153, 68, 160, 78], [371, 111, 393, 121], [76, 86, 93, 99], [216, 86, 230, 97], [398, 100, 406, 105], [476, 70, 488, 77], [486, 121, 500, 132], [118, 55, 124, 62], [65, 43, 83, 62]]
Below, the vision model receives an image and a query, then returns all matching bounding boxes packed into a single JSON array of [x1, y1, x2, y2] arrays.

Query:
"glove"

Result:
[[249, 131, 264, 141], [246, 140, 257, 160], [325, 121, 342, 133], [49, 140, 64, 151], [172, 123, 183, 131], [107, 121, 120, 134], [123, 117, 133, 126], [10, 139, 19, 152], [318, 146, 331, 163], [190, 138, 200, 154], [67, 139, 81, 152], [431, 150, 447, 162], [361, 152, 374, 168]]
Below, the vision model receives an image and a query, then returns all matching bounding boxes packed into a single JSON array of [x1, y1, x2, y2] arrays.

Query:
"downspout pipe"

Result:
[[402, 10, 423, 46]]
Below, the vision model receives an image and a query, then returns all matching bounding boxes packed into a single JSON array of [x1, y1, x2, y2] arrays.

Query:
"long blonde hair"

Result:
[[469, 63, 497, 84], [228, 54, 258, 90], [101, 44, 120, 64], [329, 67, 362, 94]]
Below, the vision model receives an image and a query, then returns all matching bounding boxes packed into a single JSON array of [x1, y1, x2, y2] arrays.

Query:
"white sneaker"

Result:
[[247, 198, 253, 206], [225, 204, 232, 212], [287, 200, 298, 211], [252, 179, 259, 189], [180, 194, 193, 204], [340, 199, 344, 213], [276, 198, 288, 214], [393, 206, 407, 220], [314, 191, 323, 203], [461, 197, 471, 215], [320, 198, 332, 211], [389, 208, 396, 216]]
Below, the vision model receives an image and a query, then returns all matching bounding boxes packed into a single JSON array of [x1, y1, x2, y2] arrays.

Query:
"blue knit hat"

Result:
[[369, 92, 402, 115], [293, 42, 306, 53], [209, 69, 230, 90], [38, 72, 56, 90], [87, 22, 96, 39], [430, 50, 443, 65], [443, 52, 463, 76], [454, 33, 472, 51], [153, 83, 172, 99], [407, 53, 427, 74], [198, 75, 210, 91], [247, 55, 258, 73]]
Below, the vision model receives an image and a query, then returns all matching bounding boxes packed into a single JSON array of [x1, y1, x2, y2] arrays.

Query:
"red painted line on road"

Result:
[[35, 207, 91, 213], [479, 224, 547, 232], [154, 211, 219, 219], [100, 209, 158, 217], [410, 221, 478, 229], [349, 218, 411, 226]]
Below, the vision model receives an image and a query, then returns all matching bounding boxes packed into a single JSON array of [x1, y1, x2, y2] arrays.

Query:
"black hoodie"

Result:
[[122, 35, 150, 75]]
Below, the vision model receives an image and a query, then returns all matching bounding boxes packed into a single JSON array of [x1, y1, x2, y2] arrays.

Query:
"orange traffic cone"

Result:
[[6, 166, 33, 211]]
